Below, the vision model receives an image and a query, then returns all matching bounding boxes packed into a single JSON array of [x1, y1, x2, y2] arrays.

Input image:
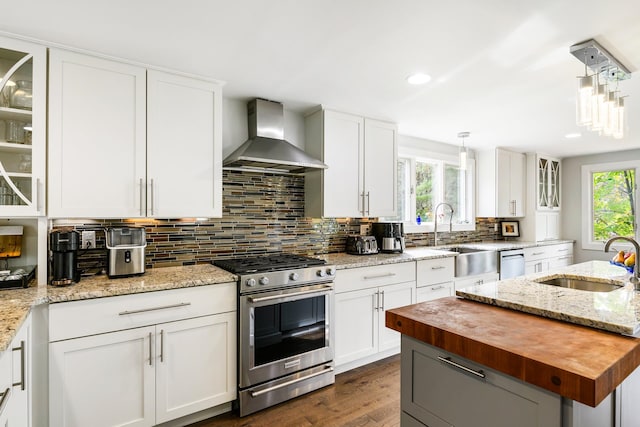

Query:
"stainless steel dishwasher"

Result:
[[499, 249, 525, 279]]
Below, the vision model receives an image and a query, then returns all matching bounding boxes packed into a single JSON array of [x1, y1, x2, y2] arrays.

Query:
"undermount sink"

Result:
[[535, 277, 623, 293], [446, 246, 498, 278]]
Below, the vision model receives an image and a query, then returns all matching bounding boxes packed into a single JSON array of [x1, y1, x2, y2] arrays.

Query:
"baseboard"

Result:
[[334, 347, 399, 375]]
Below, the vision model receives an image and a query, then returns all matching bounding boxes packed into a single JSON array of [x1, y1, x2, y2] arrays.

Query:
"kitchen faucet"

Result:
[[434, 202, 454, 246], [604, 236, 640, 288]]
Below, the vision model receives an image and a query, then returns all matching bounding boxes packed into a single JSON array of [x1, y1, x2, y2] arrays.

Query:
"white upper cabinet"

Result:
[[48, 49, 146, 218], [305, 109, 397, 218], [535, 154, 561, 210], [48, 49, 223, 218], [0, 36, 46, 216], [477, 148, 525, 218], [146, 70, 222, 218]]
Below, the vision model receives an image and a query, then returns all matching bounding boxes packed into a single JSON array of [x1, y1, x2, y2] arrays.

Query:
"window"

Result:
[[582, 161, 639, 250], [390, 154, 475, 233]]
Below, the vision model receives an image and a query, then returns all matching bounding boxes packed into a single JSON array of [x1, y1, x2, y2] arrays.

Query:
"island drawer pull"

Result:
[[437, 356, 486, 379], [119, 302, 191, 316], [363, 272, 396, 280], [431, 266, 446, 270]]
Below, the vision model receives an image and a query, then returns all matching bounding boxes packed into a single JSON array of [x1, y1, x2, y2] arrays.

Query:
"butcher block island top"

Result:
[[386, 296, 640, 407]]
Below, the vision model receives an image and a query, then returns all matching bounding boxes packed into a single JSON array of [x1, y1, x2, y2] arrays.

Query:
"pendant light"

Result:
[[458, 131, 470, 171], [576, 52, 593, 126]]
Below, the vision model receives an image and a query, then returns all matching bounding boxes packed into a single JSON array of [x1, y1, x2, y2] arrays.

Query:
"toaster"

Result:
[[345, 235, 379, 255]]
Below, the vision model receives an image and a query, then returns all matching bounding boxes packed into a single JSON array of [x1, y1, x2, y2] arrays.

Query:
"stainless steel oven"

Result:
[[214, 253, 336, 417]]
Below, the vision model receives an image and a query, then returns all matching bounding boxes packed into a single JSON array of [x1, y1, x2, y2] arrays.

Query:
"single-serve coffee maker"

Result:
[[50, 230, 80, 286], [371, 222, 405, 253]]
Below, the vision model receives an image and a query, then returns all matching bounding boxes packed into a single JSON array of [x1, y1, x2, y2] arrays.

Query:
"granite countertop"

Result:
[[0, 264, 236, 352], [433, 239, 574, 251], [456, 260, 640, 336], [321, 248, 456, 269]]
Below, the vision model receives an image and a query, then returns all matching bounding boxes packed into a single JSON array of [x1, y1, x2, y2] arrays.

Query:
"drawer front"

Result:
[[523, 246, 551, 262], [548, 243, 573, 256], [335, 262, 415, 293], [416, 258, 455, 286], [416, 282, 453, 303], [49, 282, 236, 342]]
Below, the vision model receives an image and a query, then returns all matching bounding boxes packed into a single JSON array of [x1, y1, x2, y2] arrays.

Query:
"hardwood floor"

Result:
[[192, 355, 401, 427]]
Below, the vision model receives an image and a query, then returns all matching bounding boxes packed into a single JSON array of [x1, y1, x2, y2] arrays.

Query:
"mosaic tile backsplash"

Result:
[[53, 171, 505, 270]]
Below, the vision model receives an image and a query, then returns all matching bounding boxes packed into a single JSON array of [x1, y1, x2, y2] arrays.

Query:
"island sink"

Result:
[[535, 277, 622, 292]]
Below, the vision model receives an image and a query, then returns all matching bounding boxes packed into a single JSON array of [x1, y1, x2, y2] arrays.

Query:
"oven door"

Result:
[[239, 282, 334, 389]]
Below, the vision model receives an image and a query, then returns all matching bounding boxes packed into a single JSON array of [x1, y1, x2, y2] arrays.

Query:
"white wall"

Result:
[[562, 148, 640, 263], [222, 98, 306, 157]]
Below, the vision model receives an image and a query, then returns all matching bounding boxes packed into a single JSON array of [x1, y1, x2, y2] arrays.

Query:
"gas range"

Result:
[[213, 253, 336, 294]]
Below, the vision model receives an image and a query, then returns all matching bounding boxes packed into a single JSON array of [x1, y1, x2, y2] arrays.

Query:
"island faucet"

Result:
[[604, 236, 640, 288], [434, 202, 454, 246]]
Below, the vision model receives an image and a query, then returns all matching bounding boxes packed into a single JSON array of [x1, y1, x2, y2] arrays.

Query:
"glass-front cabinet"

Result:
[[0, 36, 45, 216], [537, 155, 560, 210]]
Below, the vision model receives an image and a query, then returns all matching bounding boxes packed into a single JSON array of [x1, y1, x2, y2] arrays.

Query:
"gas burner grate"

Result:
[[213, 253, 326, 274]]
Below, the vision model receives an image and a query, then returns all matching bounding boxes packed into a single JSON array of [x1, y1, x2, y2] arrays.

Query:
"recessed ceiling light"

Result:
[[564, 133, 582, 139], [407, 73, 431, 85]]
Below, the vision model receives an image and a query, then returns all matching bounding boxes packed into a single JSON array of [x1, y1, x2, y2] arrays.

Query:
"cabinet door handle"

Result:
[[373, 291, 379, 311], [0, 387, 10, 417], [160, 329, 165, 363], [12, 340, 25, 390], [150, 178, 155, 216], [437, 356, 486, 379], [139, 178, 144, 216], [380, 290, 385, 311], [360, 192, 366, 216], [366, 191, 370, 216], [119, 302, 191, 316], [148, 332, 153, 366], [431, 266, 446, 270], [363, 273, 396, 280], [35, 178, 41, 213]]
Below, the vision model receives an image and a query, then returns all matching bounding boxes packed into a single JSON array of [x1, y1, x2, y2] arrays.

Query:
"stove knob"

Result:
[[246, 278, 256, 287], [289, 272, 299, 281], [326, 267, 336, 276], [259, 276, 270, 286], [317, 269, 326, 277]]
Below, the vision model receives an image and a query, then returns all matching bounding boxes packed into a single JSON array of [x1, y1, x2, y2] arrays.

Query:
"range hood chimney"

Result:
[[223, 99, 328, 174]]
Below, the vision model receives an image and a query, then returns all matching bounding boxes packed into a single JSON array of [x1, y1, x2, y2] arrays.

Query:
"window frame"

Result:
[[396, 149, 475, 234], [581, 160, 639, 250]]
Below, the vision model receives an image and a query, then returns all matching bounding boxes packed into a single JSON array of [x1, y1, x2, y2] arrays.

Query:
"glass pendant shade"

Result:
[[459, 146, 468, 171], [576, 75, 593, 126], [589, 83, 606, 131], [613, 97, 625, 139], [602, 91, 617, 136]]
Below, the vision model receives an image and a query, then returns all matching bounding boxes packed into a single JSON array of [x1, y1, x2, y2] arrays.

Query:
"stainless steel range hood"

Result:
[[223, 99, 328, 174]]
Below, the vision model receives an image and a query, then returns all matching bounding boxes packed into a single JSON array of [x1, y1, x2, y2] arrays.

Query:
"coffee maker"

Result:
[[371, 222, 405, 253], [50, 230, 80, 286]]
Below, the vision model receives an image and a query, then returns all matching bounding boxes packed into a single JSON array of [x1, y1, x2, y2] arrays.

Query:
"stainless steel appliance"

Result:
[[213, 253, 336, 417], [105, 227, 146, 278], [345, 235, 378, 255], [223, 99, 328, 174], [371, 222, 405, 253], [499, 249, 525, 279], [50, 230, 80, 286]]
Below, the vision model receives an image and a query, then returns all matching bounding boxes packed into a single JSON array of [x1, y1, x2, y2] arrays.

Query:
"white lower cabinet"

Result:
[[334, 262, 415, 369], [401, 336, 562, 427], [0, 313, 31, 427], [49, 284, 236, 427], [454, 272, 500, 291], [415, 258, 455, 303], [416, 282, 453, 303], [524, 243, 574, 275]]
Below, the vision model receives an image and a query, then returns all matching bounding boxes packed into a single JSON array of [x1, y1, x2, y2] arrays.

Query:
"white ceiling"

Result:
[[2, 0, 640, 158]]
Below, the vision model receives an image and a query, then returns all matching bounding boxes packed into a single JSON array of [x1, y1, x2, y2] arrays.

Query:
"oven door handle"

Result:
[[250, 365, 334, 397], [248, 285, 333, 303]]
